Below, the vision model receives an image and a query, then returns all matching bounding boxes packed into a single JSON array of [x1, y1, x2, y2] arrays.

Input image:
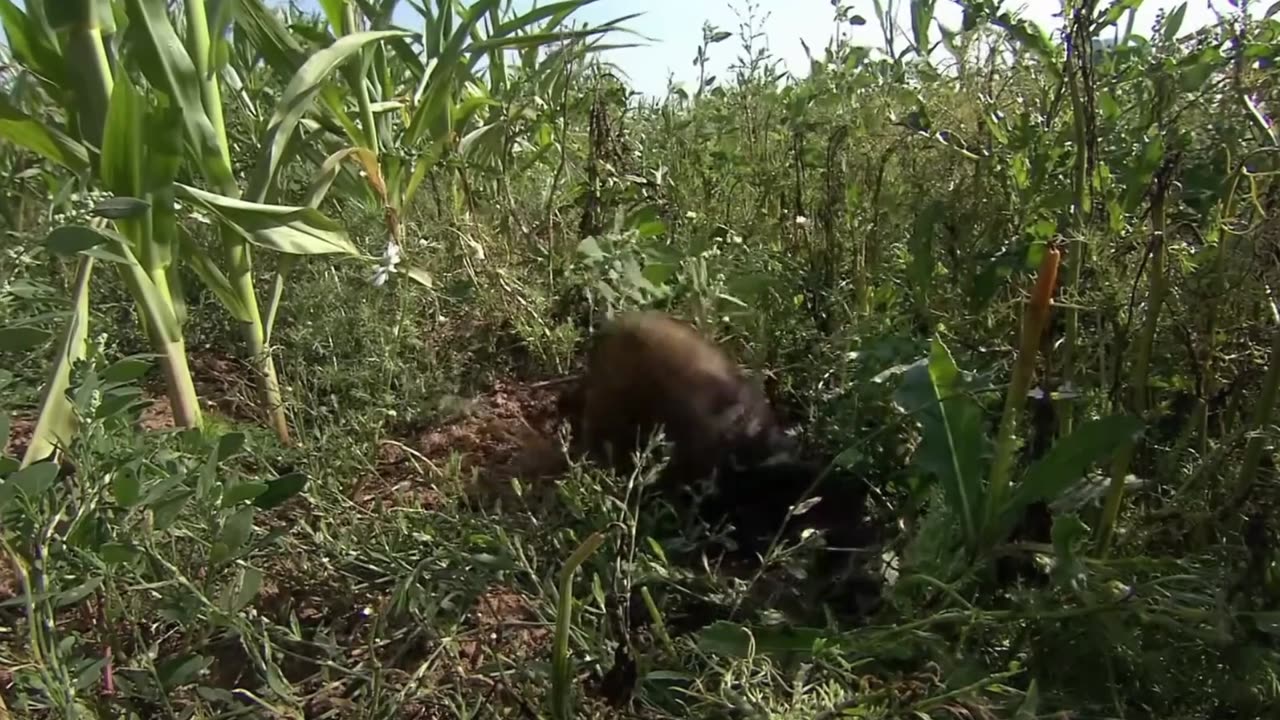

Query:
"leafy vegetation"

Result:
[[2, 0, 1280, 717]]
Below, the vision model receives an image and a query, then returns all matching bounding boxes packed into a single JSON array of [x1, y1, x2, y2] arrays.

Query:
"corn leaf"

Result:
[[0, 97, 90, 172], [175, 183, 361, 257]]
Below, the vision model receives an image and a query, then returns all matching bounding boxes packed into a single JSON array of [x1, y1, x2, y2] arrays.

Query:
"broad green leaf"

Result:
[[212, 506, 256, 564], [407, 0, 500, 146], [44, 225, 113, 255], [990, 11, 1061, 81], [8, 459, 60, 499], [0, 326, 53, 352], [457, 121, 501, 160], [221, 481, 268, 507], [157, 655, 209, 690], [101, 542, 142, 565], [22, 257, 94, 467], [403, 265, 434, 289], [245, 29, 410, 202], [998, 415, 1144, 538], [232, 566, 263, 611], [103, 356, 154, 383], [1162, 2, 1187, 42], [54, 576, 103, 608], [152, 489, 193, 529], [0, 1, 65, 88], [206, 0, 237, 73], [100, 71, 144, 196], [176, 184, 361, 256], [111, 471, 142, 506], [232, 0, 307, 77], [894, 339, 988, 547], [0, 97, 90, 172], [1097, 0, 1144, 29], [91, 197, 151, 220], [910, 0, 936, 54], [252, 471, 307, 509], [127, 0, 236, 190], [302, 146, 375, 208], [215, 431, 246, 462]]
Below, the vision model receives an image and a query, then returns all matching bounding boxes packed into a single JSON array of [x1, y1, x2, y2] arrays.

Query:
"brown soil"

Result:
[[355, 377, 575, 513]]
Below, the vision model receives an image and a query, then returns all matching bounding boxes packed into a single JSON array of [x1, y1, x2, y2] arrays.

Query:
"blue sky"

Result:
[[0, 1, 1265, 94], [567, 0, 1264, 95], [313, 1, 1263, 95]]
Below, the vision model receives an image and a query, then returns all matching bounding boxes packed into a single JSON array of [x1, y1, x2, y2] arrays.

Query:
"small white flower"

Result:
[[371, 239, 403, 287], [684, 211, 698, 219], [794, 215, 809, 227], [371, 265, 394, 287]]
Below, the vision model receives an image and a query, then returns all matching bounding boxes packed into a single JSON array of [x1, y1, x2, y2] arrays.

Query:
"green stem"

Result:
[[1227, 315, 1280, 511], [1096, 181, 1169, 555], [117, 262, 203, 428], [187, 0, 291, 444]]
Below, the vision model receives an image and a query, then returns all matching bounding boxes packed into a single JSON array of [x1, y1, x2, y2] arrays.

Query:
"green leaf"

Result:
[[44, 225, 115, 255], [252, 471, 308, 509], [215, 431, 246, 463], [0, 97, 90, 173], [1162, 2, 1187, 42], [91, 196, 151, 220], [407, 0, 500, 146], [101, 542, 142, 565], [1097, 0, 1144, 29], [152, 489, 194, 530], [0, 326, 53, 352], [0, 0, 67, 89], [7, 459, 60, 499], [175, 231, 253, 321], [910, 0, 936, 54], [230, 566, 263, 612], [301, 146, 369, 209], [157, 654, 209, 690], [403, 265, 434, 289], [112, 471, 142, 507], [54, 576, 103, 608], [999, 415, 1144, 537], [22, 257, 94, 467], [103, 356, 154, 384], [894, 339, 988, 547], [127, 0, 236, 190], [990, 12, 1061, 80], [100, 70, 144, 196], [245, 29, 410, 202], [222, 481, 268, 507], [175, 184, 361, 256], [212, 506, 256, 565]]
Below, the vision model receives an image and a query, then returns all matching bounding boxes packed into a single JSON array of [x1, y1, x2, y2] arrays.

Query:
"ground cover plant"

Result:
[[2, 0, 1280, 717]]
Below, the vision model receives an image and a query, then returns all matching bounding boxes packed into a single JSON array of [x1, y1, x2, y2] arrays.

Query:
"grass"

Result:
[[3, 0, 1280, 717]]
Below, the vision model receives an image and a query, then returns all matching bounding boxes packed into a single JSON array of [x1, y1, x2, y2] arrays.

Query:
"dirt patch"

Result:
[[459, 585, 552, 671], [4, 414, 35, 460], [361, 378, 573, 511], [139, 349, 263, 431]]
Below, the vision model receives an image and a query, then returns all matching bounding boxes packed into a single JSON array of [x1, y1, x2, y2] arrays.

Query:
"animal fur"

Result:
[[561, 311, 867, 557]]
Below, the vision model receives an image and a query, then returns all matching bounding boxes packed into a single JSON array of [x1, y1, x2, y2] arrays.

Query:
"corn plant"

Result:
[[0, 0, 425, 461], [233, 0, 633, 289]]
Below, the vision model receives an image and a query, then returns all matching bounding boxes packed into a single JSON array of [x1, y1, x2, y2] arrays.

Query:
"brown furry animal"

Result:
[[560, 311, 867, 557], [568, 311, 791, 482]]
